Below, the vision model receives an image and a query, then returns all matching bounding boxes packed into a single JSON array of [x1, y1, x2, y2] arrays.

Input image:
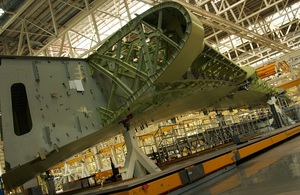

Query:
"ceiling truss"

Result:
[[0, 0, 299, 69]]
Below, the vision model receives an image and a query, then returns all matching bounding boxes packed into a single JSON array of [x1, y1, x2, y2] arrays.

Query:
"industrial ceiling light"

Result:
[[0, 8, 4, 17]]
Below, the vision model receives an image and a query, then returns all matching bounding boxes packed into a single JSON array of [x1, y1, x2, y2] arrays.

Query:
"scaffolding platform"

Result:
[[58, 123, 300, 195]]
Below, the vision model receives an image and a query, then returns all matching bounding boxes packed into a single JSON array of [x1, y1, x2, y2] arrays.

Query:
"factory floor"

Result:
[[181, 134, 300, 195]]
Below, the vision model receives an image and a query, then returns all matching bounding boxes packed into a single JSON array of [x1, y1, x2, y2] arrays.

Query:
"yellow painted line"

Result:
[[112, 126, 300, 195], [113, 173, 182, 195], [285, 126, 300, 137], [114, 173, 182, 195], [112, 191, 129, 195], [209, 156, 279, 194], [202, 153, 235, 174], [239, 126, 300, 160], [238, 138, 273, 159], [271, 132, 287, 143]]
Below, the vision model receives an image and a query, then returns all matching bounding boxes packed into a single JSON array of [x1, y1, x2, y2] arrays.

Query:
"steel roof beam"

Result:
[[34, 0, 109, 56], [179, 0, 292, 53], [47, 0, 58, 36], [0, 0, 35, 35], [84, 0, 101, 42], [3, 0, 47, 37]]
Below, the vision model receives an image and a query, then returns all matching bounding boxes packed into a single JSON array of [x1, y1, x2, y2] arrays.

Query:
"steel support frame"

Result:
[[121, 128, 160, 179]]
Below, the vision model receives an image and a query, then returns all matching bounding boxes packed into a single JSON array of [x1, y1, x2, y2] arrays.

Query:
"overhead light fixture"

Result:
[[0, 8, 4, 17]]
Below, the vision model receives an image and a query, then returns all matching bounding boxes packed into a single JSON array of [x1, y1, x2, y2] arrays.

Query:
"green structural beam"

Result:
[[88, 1, 281, 127], [88, 1, 205, 125]]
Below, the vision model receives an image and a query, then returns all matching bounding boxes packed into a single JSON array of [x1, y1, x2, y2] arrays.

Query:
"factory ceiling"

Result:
[[0, 0, 299, 69]]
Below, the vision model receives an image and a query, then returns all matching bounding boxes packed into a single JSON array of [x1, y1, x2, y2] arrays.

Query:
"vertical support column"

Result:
[[64, 163, 72, 182], [216, 112, 225, 127], [44, 171, 55, 195], [267, 96, 282, 129], [153, 134, 163, 164], [110, 145, 118, 166], [120, 122, 160, 180], [182, 125, 192, 153], [92, 147, 101, 171], [215, 112, 225, 144], [81, 159, 89, 178]]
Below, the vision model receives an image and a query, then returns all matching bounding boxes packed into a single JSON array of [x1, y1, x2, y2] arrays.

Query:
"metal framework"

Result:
[[0, 1, 284, 188], [0, 0, 299, 68], [0, 0, 299, 190]]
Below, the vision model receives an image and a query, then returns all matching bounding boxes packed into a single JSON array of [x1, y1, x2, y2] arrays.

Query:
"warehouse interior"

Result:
[[0, 0, 300, 194]]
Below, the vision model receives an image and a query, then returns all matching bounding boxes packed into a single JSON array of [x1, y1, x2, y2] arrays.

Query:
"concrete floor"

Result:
[[181, 135, 300, 195]]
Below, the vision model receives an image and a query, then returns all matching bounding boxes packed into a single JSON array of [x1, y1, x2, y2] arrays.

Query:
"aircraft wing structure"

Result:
[[0, 2, 281, 188]]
